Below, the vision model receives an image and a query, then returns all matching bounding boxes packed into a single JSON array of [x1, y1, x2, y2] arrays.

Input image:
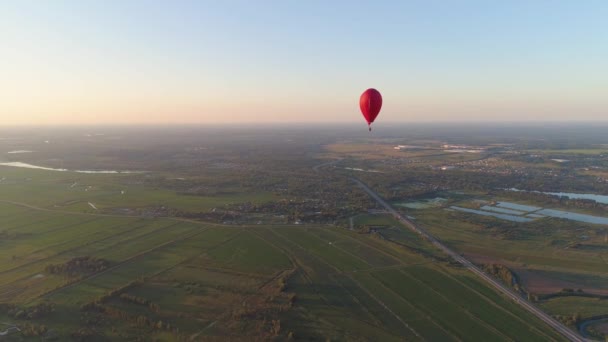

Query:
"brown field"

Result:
[[597, 322, 608, 335], [516, 268, 608, 295], [581, 169, 608, 179]]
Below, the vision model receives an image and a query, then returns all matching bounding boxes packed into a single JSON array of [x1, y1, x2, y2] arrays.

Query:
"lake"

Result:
[[507, 188, 608, 205], [453, 202, 608, 225]]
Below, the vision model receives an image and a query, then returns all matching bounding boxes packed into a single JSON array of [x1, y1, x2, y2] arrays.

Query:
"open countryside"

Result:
[[1, 125, 607, 340]]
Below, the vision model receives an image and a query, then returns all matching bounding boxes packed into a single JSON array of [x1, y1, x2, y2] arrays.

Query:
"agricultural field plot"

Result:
[[203, 231, 292, 275], [304, 227, 401, 267], [353, 264, 567, 342], [516, 268, 608, 296], [0, 165, 275, 214], [539, 296, 608, 320], [413, 207, 608, 280], [271, 227, 371, 272]]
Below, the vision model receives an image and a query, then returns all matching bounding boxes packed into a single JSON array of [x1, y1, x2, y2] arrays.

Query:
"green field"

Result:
[[0, 166, 572, 340], [0, 165, 275, 213]]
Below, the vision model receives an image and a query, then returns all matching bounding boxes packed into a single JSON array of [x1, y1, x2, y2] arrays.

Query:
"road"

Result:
[[352, 177, 588, 342]]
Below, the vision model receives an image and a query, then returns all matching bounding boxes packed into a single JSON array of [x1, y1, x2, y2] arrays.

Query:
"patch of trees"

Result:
[[19, 323, 48, 337], [276, 269, 296, 293], [269, 319, 281, 336], [554, 313, 582, 327], [98, 305, 175, 332], [0, 230, 20, 240], [71, 327, 100, 341], [4, 302, 54, 320], [46, 256, 110, 276], [538, 289, 608, 301], [82, 301, 176, 336], [79, 279, 176, 334], [172, 209, 241, 223], [119, 293, 160, 312], [81, 280, 143, 310], [482, 264, 523, 293], [229, 197, 374, 224]]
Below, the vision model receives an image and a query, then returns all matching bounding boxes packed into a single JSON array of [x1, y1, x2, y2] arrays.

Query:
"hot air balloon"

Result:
[[359, 88, 382, 131]]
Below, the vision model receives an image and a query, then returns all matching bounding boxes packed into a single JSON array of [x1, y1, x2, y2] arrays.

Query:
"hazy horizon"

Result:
[[2, 1, 607, 125]]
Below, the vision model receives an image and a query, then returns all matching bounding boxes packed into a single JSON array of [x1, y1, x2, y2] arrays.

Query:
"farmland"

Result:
[[2, 124, 607, 340], [0, 169, 565, 340]]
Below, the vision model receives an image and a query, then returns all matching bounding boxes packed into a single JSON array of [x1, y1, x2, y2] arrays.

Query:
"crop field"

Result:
[[539, 297, 608, 319], [410, 207, 608, 278], [0, 165, 573, 340]]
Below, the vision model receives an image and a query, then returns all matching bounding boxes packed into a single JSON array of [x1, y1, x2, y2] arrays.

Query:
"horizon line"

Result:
[[2, 120, 608, 128]]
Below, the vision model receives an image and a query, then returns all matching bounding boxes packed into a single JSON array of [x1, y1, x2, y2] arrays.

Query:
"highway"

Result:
[[352, 178, 588, 342]]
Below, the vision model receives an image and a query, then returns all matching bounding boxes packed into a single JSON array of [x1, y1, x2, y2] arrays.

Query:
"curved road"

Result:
[[352, 178, 588, 342]]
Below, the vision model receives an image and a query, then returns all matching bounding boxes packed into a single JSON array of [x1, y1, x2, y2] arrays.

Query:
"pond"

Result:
[[536, 209, 608, 225], [496, 201, 542, 212], [480, 205, 526, 215], [395, 197, 447, 209], [449, 206, 533, 222]]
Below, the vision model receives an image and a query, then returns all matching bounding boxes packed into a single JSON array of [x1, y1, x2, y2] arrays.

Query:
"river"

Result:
[[0, 162, 143, 174]]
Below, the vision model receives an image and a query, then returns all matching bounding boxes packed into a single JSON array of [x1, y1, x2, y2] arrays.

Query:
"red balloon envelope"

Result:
[[359, 88, 382, 131]]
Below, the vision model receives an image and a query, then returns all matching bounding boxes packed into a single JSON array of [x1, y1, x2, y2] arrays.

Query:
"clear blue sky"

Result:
[[1, 0, 607, 124]]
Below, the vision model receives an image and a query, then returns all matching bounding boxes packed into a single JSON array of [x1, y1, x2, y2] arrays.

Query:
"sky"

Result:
[[1, 0, 607, 125]]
